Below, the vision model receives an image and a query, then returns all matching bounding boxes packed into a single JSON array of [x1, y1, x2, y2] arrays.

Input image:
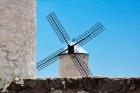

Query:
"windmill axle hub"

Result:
[[68, 45, 74, 54]]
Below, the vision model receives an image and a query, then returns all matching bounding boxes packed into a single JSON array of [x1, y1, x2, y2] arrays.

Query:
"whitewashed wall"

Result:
[[0, 0, 36, 88], [59, 54, 89, 78]]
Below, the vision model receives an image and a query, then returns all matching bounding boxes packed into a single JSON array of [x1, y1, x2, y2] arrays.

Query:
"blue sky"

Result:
[[36, 0, 140, 78]]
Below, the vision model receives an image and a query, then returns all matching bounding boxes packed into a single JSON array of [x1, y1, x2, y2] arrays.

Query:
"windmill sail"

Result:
[[71, 55, 87, 76], [73, 22, 105, 46], [71, 53, 93, 77], [75, 54, 93, 77], [47, 12, 70, 44], [36, 48, 65, 71]]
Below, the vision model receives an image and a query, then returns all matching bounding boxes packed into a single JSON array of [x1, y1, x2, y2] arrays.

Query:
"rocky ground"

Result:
[[0, 77, 139, 93]]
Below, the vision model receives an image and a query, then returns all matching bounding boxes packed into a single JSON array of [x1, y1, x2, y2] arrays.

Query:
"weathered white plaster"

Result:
[[0, 0, 36, 88], [59, 53, 89, 78]]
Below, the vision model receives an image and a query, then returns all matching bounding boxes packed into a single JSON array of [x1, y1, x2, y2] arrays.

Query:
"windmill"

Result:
[[36, 12, 105, 77]]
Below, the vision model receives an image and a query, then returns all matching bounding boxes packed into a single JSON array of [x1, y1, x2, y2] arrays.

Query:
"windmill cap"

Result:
[[63, 42, 88, 54]]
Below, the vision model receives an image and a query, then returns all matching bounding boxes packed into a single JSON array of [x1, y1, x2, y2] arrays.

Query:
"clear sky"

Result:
[[36, 0, 140, 78]]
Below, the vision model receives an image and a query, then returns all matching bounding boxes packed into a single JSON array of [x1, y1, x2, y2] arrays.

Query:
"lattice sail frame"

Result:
[[73, 22, 105, 46], [47, 12, 70, 44], [70, 49, 93, 77], [36, 48, 65, 71]]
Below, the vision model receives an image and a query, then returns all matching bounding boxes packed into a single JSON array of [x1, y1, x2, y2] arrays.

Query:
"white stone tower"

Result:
[[59, 43, 89, 78], [0, 0, 36, 88]]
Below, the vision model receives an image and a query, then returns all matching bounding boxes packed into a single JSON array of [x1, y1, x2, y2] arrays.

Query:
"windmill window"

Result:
[[83, 56, 85, 59]]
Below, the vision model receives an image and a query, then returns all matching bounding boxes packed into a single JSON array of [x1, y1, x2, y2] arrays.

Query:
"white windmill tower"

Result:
[[59, 42, 89, 77], [36, 12, 105, 77]]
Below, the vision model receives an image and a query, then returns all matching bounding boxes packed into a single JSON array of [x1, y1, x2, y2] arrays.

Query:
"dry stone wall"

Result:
[[6, 77, 140, 93], [0, 0, 36, 88]]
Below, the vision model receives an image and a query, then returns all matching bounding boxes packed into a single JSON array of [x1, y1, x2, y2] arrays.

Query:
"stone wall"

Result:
[[0, 0, 36, 88], [5, 77, 140, 93]]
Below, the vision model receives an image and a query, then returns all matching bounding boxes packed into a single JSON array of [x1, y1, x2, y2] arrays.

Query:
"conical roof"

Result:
[[63, 42, 88, 54]]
